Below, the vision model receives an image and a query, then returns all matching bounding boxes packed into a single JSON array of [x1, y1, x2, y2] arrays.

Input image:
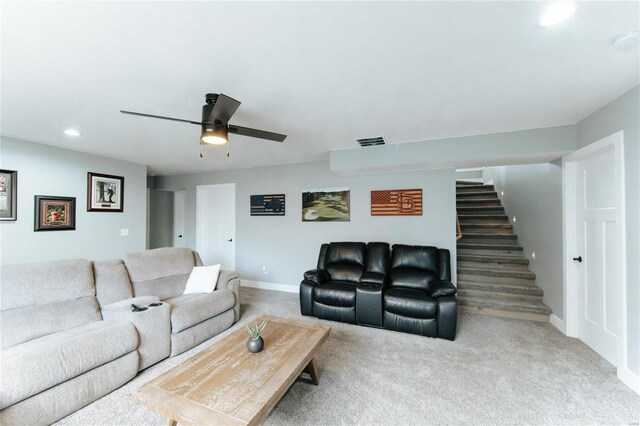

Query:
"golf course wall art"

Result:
[[302, 186, 350, 222]]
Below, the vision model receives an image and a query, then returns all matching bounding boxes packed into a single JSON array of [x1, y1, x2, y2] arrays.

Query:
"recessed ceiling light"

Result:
[[612, 30, 640, 49], [64, 129, 80, 137], [539, 3, 575, 27]]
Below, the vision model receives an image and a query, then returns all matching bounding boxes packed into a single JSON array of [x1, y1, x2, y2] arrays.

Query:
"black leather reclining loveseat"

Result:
[[300, 242, 457, 340]]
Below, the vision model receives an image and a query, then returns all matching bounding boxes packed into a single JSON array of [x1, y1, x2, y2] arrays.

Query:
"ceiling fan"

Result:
[[120, 93, 287, 157]]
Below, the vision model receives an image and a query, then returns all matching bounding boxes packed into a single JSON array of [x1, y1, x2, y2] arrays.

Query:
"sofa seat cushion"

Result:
[[384, 287, 437, 319], [0, 320, 138, 409], [389, 269, 437, 291], [313, 281, 357, 307], [164, 289, 235, 334]]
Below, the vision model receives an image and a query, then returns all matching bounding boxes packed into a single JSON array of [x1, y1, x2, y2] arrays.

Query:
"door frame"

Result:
[[562, 131, 629, 383], [195, 183, 236, 270], [173, 190, 186, 247]]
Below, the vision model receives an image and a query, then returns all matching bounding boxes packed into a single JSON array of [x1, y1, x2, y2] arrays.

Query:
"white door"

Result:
[[575, 147, 618, 365], [173, 191, 185, 247], [196, 184, 235, 269]]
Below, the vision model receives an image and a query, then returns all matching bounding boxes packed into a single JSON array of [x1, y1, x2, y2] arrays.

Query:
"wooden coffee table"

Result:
[[131, 315, 331, 426]]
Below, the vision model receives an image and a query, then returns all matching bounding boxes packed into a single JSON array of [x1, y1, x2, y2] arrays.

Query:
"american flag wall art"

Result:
[[250, 194, 285, 216], [371, 189, 422, 216]]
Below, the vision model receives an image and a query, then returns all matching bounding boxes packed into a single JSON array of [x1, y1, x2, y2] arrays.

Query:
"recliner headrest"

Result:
[[391, 244, 439, 272], [326, 242, 366, 267]]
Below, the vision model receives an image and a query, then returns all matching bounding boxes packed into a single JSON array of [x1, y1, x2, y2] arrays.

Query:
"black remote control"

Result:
[[131, 304, 148, 312], [149, 302, 163, 307]]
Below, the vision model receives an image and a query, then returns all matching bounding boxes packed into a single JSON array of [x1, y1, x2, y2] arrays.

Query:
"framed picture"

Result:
[[34, 196, 76, 231], [371, 188, 422, 216], [0, 169, 17, 221], [251, 194, 285, 216], [302, 186, 350, 222], [87, 172, 124, 212]]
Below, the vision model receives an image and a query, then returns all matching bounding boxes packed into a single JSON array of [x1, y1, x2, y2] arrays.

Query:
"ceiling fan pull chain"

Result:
[[199, 141, 204, 158], [226, 141, 230, 157]]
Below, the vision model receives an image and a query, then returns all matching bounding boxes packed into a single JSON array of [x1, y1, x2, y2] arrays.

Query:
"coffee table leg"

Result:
[[166, 418, 177, 426], [304, 357, 320, 385]]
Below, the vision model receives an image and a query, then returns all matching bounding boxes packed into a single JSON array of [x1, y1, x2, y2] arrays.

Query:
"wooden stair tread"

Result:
[[457, 254, 529, 264], [457, 206, 505, 210], [457, 198, 501, 203], [457, 294, 552, 315], [460, 232, 517, 238], [458, 267, 536, 280], [456, 181, 485, 186], [460, 223, 513, 228], [458, 214, 508, 219], [458, 280, 543, 296], [456, 191, 498, 197], [457, 243, 523, 251]]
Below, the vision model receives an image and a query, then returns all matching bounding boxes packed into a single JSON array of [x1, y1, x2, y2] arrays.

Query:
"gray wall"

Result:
[[483, 162, 564, 318], [576, 85, 639, 376], [155, 160, 456, 289], [149, 190, 174, 249], [0, 137, 147, 264]]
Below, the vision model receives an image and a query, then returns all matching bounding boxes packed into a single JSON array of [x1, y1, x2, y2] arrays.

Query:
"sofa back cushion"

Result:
[[124, 247, 197, 300], [93, 259, 134, 307], [323, 242, 366, 284], [390, 245, 441, 291], [0, 259, 100, 349]]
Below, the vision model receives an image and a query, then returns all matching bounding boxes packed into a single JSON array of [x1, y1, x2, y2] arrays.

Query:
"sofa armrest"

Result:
[[299, 279, 316, 316], [216, 270, 240, 322], [427, 280, 457, 298], [216, 270, 240, 289], [360, 272, 386, 288], [303, 269, 329, 285], [101, 296, 170, 370]]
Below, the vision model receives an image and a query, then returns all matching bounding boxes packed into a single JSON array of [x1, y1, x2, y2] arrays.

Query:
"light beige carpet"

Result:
[[57, 287, 639, 425]]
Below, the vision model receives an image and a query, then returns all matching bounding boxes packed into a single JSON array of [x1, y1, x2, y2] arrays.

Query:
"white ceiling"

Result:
[[1, 1, 638, 175]]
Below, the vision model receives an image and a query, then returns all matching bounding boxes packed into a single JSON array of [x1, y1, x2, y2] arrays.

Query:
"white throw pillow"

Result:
[[184, 264, 221, 294]]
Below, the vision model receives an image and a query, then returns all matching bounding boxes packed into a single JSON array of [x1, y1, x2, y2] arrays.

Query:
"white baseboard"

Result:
[[241, 279, 299, 294], [549, 314, 567, 335], [618, 366, 640, 395]]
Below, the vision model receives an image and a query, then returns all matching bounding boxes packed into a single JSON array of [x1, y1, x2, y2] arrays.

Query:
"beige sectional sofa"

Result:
[[0, 247, 240, 425]]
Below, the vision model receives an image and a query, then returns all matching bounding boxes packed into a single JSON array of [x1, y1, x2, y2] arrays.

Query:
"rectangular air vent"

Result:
[[356, 136, 386, 147]]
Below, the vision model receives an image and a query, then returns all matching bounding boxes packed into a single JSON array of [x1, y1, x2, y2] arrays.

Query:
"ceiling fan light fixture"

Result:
[[539, 2, 575, 27], [201, 125, 228, 145]]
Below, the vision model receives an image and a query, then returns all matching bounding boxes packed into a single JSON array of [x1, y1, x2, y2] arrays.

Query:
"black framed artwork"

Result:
[[250, 194, 285, 216], [87, 172, 124, 212], [0, 169, 17, 221], [34, 195, 76, 231]]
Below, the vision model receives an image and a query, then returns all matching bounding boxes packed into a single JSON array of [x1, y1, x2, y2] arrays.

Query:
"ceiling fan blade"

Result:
[[120, 110, 201, 125], [208, 94, 241, 124], [228, 124, 287, 142]]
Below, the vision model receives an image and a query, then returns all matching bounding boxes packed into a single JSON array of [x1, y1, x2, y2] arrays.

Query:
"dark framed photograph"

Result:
[[34, 196, 76, 231], [0, 169, 17, 221], [87, 172, 124, 212]]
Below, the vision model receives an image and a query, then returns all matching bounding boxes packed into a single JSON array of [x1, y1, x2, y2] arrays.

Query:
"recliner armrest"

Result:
[[303, 269, 330, 285], [360, 272, 386, 287], [427, 280, 457, 298]]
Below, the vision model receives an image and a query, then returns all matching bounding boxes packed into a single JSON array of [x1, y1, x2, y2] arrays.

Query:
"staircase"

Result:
[[456, 181, 552, 322]]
